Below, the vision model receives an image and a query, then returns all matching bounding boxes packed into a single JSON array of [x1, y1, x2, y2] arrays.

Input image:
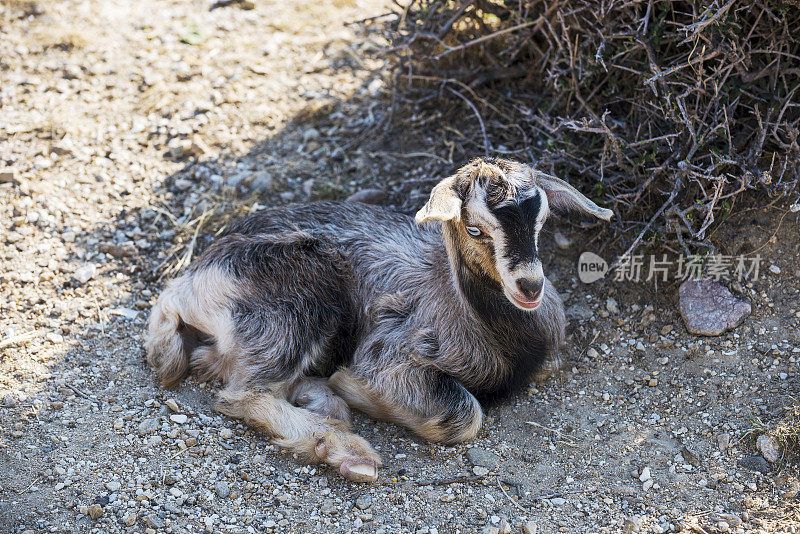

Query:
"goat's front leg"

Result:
[[329, 366, 484, 444], [215, 383, 381, 482]]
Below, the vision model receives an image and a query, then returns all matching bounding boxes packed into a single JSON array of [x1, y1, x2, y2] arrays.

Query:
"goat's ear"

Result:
[[415, 175, 462, 224], [537, 172, 613, 221]]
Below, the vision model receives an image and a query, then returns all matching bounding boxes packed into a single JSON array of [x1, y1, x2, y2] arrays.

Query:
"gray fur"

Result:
[[145, 158, 613, 481]]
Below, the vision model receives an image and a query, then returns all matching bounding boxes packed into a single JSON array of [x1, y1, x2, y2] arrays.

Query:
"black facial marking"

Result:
[[453, 258, 549, 406], [491, 193, 541, 269]]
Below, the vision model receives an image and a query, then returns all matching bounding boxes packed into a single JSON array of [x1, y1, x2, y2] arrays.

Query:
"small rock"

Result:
[[638, 466, 651, 482], [73, 263, 97, 284], [50, 140, 74, 156], [679, 279, 751, 336], [680, 445, 700, 467], [215, 481, 230, 499], [144, 514, 164, 528], [168, 139, 189, 159], [164, 399, 181, 412], [497, 519, 511, 534], [738, 456, 772, 475], [354, 493, 372, 510], [473, 466, 490, 476], [226, 171, 251, 189], [0, 168, 18, 183], [716, 521, 730, 532], [522, 521, 538, 534], [138, 418, 159, 436], [769, 264, 780, 274], [466, 447, 500, 470], [250, 170, 273, 191], [86, 504, 103, 520], [622, 516, 641, 534], [219, 428, 234, 439], [756, 434, 779, 463], [717, 433, 732, 451], [170, 414, 188, 424], [46, 332, 63, 344], [105, 481, 121, 492], [346, 189, 387, 205], [188, 134, 210, 156], [606, 297, 619, 314], [124, 513, 137, 527], [100, 241, 136, 258], [302, 127, 320, 141], [172, 178, 193, 192], [565, 303, 593, 320]]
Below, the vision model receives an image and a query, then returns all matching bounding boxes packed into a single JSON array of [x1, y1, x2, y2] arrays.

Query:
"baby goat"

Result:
[[146, 158, 612, 482]]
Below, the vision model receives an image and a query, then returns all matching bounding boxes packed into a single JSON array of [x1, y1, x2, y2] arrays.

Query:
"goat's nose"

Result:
[[516, 278, 543, 301]]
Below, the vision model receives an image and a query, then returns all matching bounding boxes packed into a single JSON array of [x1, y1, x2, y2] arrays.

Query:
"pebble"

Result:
[[769, 264, 780, 274], [638, 466, 651, 482], [679, 278, 751, 336], [86, 504, 103, 520], [123, 513, 137, 527], [138, 418, 159, 436], [99, 241, 136, 258], [144, 514, 164, 528], [355, 493, 372, 510], [0, 168, 18, 183], [622, 517, 640, 533], [606, 297, 619, 314], [346, 188, 388, 204], [105, 480, 121, 492], [756, 434, 779, 463], [738, 456, 772, 474], [165, 398, 181, 412], [170, 414, 188, 424], [472, 466, 490, 476], [215, 480, 230, 499], [522, 521, 538, 534], [466, 447, 499, 470], [73, 263, 97, 284], [219, 428, 234, 439]]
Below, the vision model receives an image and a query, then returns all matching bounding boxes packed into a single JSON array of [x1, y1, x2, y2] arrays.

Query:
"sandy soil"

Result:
[[1, 1, 799, 533]]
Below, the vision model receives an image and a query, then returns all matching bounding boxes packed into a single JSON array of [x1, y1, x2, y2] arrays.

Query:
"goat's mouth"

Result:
[[506, 289, 542, 310]]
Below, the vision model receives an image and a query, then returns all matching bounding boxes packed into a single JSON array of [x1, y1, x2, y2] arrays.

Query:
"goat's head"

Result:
[[416, 158, 613, 311]]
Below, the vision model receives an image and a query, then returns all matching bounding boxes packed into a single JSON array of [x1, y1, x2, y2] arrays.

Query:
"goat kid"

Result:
[[146, 158, 612, 482]]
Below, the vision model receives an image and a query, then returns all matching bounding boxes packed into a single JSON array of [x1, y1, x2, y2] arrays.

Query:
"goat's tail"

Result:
[[145, 275, 191, 388], [146, 266, 242, 388]]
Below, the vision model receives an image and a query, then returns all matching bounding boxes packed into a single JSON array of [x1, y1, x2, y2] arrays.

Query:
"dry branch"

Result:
[[379, 0, 800, 253]]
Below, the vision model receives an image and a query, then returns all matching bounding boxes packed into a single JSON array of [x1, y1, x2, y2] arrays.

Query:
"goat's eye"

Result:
[[466, 226, 482, 237]]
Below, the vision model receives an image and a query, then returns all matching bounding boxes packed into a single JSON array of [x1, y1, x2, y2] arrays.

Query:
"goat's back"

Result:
[[223, 202, 445, 296]]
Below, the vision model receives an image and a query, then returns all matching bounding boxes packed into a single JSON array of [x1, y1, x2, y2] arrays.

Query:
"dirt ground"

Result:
[[1, 0, 799, 533]]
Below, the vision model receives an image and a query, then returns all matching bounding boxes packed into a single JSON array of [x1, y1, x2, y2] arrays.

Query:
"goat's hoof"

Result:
[[340, 458, 378, 482]]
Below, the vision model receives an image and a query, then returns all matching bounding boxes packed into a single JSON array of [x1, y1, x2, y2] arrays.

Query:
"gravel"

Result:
[[1, 0, 798, 532]]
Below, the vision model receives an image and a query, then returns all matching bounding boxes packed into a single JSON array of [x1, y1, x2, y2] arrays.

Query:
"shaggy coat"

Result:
[[146, 158, 612, 482]]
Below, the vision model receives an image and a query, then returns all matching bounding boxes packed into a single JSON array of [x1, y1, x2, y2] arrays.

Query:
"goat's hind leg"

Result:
[[215, 383, 380, 482], [288, 377, 351, 424], [330, 367, 484, 445]]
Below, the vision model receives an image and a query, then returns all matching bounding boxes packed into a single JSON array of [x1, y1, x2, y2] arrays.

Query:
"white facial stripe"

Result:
[[533, 186, 549, 248], [465, 185, 500, 233]]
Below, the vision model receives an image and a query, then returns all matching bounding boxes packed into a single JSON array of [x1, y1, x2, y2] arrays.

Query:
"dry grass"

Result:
[[154, 189, 255, 280], [380, 0, 800, 256], [773, 402, 800, 459]]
